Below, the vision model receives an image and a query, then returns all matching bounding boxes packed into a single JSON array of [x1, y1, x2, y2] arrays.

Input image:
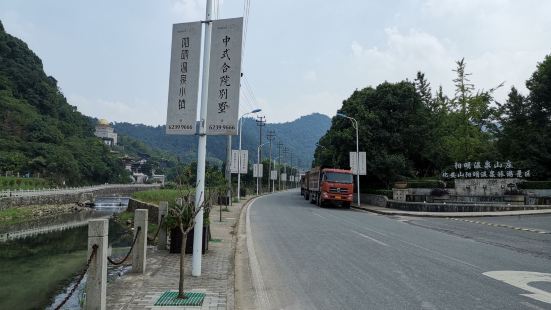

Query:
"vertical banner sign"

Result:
[[349, 151, 358, 174], [349, 152, 367, 175], [253, 164, 263, 178], [281, 173, 287, 181], [358, 151, 367, 175], [230, 150, 239, 173], [206, 17, 244, 135], [166, 22, 202, 135], [239, 150, 248, 174], [270, 170, 277, 180]]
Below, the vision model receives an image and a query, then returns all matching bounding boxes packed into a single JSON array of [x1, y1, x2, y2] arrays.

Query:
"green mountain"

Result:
[[0, 20, 129, 185], [113, 113, 331, 170]]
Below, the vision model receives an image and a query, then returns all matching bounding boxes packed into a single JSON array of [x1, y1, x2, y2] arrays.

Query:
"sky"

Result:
[[1, 0, 550, 126]]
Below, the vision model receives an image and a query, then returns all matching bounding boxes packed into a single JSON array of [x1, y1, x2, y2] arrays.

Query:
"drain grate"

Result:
[[154, 291, 205, 306]]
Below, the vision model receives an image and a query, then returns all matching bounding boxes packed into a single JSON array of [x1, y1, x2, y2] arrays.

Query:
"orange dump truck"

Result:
[[303, 166, 354, 208]]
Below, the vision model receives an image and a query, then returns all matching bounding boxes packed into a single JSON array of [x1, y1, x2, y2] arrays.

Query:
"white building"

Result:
[[94, 119, 118, 146]]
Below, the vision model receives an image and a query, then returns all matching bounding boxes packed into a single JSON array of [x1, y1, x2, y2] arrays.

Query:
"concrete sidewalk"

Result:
[[354, 204, 551, 217], [105, 196, 251, 310]]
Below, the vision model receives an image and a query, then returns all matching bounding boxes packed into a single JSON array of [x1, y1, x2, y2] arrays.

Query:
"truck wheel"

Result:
[[343, 202, 351, 209]]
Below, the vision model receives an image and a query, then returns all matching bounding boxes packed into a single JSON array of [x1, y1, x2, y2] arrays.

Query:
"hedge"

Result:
[[517, 181, 551, 190]]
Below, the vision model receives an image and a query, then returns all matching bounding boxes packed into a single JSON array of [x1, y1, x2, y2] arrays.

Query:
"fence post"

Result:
[[133, 209, 148, 273], [86, 219, 108, 310], [158, 202, 168, 250]]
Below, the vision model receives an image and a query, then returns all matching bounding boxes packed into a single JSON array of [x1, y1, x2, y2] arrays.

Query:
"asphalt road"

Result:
[[248, 190, 551, 310]]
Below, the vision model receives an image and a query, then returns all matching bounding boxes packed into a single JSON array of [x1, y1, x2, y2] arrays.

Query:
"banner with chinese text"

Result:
[[166, 22, 202, 135], [206, 17, 244, 135]]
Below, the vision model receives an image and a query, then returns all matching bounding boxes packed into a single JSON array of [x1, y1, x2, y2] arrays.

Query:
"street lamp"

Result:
[[336, 112, 361, 207], [238, 108, 261, 201], [257, 142, 269, 195]]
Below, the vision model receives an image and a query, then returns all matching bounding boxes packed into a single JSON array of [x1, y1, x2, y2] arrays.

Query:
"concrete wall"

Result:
[[386, 200, 551, 212], [127, 198, 159, 223], [0, 185, 158, 210], [360, 194, 388, 207]]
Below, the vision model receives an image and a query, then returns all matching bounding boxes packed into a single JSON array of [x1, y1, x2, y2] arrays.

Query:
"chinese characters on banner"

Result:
[[206, 17, 244, 135], [166, 22, 202, 135], [442, 160, 531, 179]]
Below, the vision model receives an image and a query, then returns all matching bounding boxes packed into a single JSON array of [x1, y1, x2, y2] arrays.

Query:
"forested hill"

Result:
[[0, 20, 129, 185], [113, 113, 331, 169]]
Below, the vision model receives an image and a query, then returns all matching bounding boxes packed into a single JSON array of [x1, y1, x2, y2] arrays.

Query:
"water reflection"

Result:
[[0, 197, 132, 310]]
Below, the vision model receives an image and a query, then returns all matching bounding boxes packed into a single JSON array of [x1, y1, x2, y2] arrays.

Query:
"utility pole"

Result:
[[277, 141, 283, 191], [289, 152, 293, 189], [283, 147, 289, 190], [192, 0, 213, 277], [256, 116, 266, 193], [266, 130, 275, 193]]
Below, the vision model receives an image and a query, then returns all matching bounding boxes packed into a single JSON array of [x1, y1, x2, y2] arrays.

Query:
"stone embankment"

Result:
[[0, 184, 159, 210], [0, 203, 93, 235]]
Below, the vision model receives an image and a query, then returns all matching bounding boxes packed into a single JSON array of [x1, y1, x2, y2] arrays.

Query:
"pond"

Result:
[[0, 198, 134, 310]]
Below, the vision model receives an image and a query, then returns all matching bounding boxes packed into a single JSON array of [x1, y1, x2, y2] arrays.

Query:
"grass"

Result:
[[0, 207, 34, 226], [0, 176, 51, 191], [115, 211, 159, 241]]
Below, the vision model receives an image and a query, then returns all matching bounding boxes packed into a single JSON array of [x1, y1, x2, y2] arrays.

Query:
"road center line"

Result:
[[352, 230, 389, 247], [312, 212, 327, 219]]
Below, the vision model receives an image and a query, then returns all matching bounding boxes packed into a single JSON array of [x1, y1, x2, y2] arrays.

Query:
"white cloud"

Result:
[[349, 28, 457, 94], [170, 0, 204, 21], [68, 94, 165, 125], [303, 70, 318, 82]]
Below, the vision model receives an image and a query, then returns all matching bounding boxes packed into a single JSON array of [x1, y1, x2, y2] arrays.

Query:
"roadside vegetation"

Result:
[[0, 176, 51, 191], [314, 55, 551, 188]]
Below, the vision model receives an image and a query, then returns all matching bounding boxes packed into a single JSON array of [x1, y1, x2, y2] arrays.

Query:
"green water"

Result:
[[0, 219, 131, 310]]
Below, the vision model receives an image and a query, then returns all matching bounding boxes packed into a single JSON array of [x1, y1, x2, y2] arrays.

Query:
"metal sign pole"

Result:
[[192, 0, 213, 277]]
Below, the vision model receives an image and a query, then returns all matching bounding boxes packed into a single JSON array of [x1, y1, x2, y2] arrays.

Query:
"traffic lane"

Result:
[[250, 191, 551, 309], [401, 216, 551, 260]]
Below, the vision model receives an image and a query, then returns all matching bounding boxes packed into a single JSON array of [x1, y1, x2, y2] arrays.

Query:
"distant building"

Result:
[[94, 119, 118, 146]]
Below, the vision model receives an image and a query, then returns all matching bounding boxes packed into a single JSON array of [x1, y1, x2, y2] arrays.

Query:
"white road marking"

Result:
[[352, 230, 389, 247], [312, 212, 327, 219], [484, 271, 551, 305], [246, 197, 271, 309]]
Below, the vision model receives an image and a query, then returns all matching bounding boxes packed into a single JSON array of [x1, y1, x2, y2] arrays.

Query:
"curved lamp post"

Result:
[[336, 112, 361, 207], [237, 108, 261, 201]]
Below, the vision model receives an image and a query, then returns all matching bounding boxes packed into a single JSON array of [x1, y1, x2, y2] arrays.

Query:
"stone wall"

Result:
[[0, 185, 158, 210], [126, 198, 159, 223], [386, 200, 551, 212], [454, 178, 522, 196], [359, 194, 388, 207]]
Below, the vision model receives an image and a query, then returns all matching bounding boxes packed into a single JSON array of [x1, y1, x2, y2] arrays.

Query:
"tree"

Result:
[[166, 188, 213, 299]]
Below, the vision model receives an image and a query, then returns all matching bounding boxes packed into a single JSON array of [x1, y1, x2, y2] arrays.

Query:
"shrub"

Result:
[[430, 188, 449, 197], [517, 181, 551, 189], [408, 180, 445, 189]]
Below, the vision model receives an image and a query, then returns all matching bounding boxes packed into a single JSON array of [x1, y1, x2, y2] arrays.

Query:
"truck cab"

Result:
[[305, 167, 354, 208]]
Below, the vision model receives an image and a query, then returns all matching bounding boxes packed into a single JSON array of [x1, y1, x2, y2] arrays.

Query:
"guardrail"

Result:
[[0, 184, 158, 198]]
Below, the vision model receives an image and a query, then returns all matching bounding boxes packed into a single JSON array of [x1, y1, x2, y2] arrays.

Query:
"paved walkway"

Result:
[[354, 204, 551, 217], [106, 197, 249, 310]]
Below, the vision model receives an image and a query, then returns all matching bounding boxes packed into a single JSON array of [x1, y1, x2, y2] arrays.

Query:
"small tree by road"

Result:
[[165, 189, 213, 299]]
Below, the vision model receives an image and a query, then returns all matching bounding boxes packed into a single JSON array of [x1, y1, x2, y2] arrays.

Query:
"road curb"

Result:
[[352, 205, 551, 218]]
